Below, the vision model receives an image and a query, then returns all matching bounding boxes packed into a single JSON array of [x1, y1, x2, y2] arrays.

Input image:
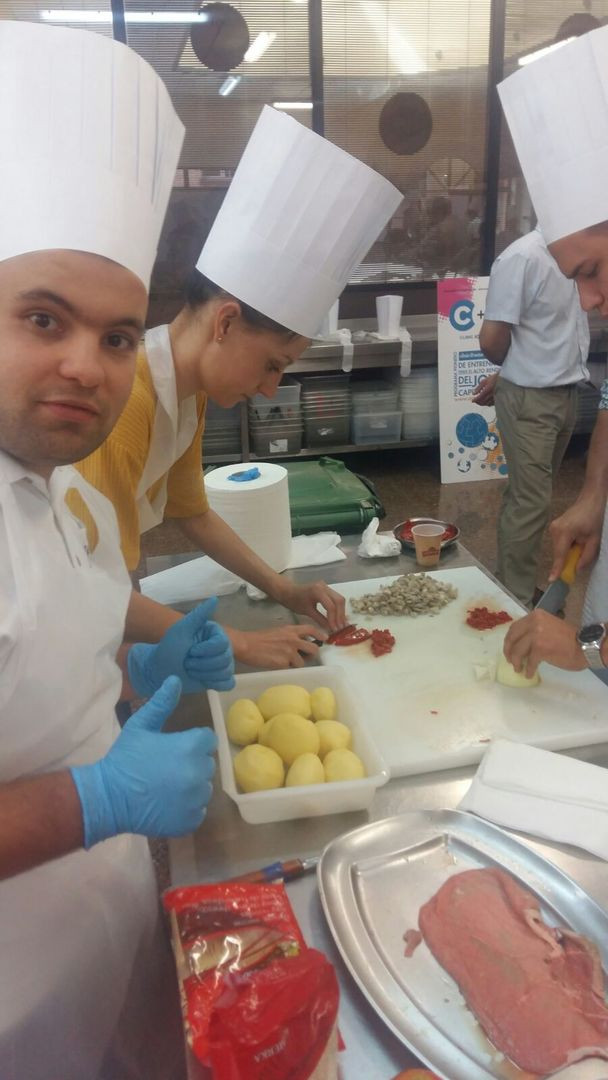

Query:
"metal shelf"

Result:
[[247, 437, 438, 461], [202, 316, 443, 465], [203, 453, 242, 464]]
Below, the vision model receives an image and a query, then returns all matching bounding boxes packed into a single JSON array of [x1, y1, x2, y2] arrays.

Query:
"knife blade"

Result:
[[535, 543, 582, 614]]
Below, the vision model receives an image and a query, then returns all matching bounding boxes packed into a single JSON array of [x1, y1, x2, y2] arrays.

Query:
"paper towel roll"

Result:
[[205, 462, 292, 572]]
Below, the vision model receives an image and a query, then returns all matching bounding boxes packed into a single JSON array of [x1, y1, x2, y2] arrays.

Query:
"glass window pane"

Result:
[[497, 1, 608, 257], [0, 2, 114, 37], [122, 1, 311, 323], [323, 0, 491, 284]]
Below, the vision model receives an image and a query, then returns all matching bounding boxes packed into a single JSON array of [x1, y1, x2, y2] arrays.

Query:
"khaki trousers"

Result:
[[494, 377, 577, 608]]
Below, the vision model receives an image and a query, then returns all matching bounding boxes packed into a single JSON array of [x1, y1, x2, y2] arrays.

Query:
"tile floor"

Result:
[[141, 434, 591, 624]]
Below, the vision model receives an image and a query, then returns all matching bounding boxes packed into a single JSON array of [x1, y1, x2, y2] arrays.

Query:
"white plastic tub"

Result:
[[248, 376, 301, 421], [351, 409, 402, 445], [207, 667, 389, 824]]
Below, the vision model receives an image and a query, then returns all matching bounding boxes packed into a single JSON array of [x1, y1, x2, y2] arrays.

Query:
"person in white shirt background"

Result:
[[0, 21, 237, 1080], [486, 25, 608, 679], [476, 227, 589, 609]]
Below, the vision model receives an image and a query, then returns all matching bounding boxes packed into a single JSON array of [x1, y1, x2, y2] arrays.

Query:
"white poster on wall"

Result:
[[437, 277, 508, 485]]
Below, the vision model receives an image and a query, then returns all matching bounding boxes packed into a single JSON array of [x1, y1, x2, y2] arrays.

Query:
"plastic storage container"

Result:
[[351, 409, 402, 445], [207, 666, 388, 824], [400, 367, 439, 441], [248, 419, 303, 457], [203, 401, 242, 457], [248, 375, 301, 421], [351, 379, 399, 413], [248, 376, 303, 455], [304, 414, 350, 447], [300, 373, 351, 448]]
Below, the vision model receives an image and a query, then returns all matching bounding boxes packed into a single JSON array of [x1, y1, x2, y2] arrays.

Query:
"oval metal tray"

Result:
[[318, 808, 608, 1080]]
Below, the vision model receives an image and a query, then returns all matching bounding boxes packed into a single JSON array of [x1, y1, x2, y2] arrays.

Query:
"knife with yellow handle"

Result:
[[534, 543, 582, 614]]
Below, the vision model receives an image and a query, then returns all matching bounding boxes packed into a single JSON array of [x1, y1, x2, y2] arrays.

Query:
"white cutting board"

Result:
[[320, 567, 608, 778]]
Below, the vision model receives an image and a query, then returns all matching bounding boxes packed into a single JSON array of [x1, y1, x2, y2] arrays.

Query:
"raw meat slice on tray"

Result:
[[416, 868, 608, 1075]]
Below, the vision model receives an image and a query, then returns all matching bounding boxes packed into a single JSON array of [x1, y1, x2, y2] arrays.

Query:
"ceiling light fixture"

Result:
[[272, 101, 313, 110], [244, 31, 276, 63], [41, 9, 210, 24], [518, 37, 575, 66], [219, 75, 241, 97]]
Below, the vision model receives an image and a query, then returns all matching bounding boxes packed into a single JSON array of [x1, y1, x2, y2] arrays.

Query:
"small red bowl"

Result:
[[393, 517, 459, 551]]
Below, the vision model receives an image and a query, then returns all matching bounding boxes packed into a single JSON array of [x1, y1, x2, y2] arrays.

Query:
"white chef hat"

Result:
[[196, 106, 402, 338], [0, 21, 184, 288], [498, 26, 608, 244]]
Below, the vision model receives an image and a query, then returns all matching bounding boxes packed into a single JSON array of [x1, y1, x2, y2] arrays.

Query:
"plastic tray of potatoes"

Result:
[[207, 667, 389, 824]]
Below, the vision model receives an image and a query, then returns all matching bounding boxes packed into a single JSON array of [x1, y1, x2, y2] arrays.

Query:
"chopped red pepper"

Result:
[[327, 624, 396, 656], [370, 628, 396, 656], [327, 624, 371, 646], [466, 606, 513, 630], [327, 623, 355, 644]]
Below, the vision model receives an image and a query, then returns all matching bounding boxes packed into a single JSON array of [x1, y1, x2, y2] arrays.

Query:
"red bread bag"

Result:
[[163, 881, 340, 1079]]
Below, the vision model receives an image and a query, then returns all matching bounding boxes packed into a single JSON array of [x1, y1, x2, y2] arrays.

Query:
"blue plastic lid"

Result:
[[227, 467, 262, 483]]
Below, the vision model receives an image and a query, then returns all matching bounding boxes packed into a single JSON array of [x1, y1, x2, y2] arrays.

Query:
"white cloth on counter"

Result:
[[338, 328, 355, 373], [140, 532, 345, 606], [140, 557, 244, 605], [313, 328, 354, 373], [287, 531, 345, 569], [366, 329, 412, 376], [460, 738, 608, 861], [246, 533, 346, 600], [357, 517, 401, 558]]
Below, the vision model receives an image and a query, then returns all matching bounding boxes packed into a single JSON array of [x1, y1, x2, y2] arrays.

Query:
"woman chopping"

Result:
[[76, 105, 402, 669]]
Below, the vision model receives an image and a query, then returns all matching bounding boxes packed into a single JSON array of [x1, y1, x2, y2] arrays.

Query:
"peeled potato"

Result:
[[265, 712, 320, 766], [285, 753, 325, 787], [315, 719, 352, 758], [324, 748, 366, 782], [311, 686, 337, 724], [226, 698, 265, 746], [496, 651, 541, 688], [233, 744, 284, 793], [257, 684, 311, 721], [259, 719, 274, 746]]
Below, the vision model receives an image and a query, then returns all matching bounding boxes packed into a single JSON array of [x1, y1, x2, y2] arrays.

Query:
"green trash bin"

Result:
[[283, 457, 385, 535]]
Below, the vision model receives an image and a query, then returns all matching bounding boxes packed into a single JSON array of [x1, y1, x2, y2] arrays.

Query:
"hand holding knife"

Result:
[[534, 543, 582, 615]]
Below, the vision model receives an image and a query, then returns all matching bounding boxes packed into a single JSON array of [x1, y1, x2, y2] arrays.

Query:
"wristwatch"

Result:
[[576, 623, 607, 669]]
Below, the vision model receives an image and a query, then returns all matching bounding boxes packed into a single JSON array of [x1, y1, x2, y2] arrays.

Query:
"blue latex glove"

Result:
[[127, 596, 235, 697], [71, 676, 218, 848]]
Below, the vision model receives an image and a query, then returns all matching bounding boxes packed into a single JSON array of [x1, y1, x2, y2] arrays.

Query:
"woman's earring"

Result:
[[216, 335, 223, 343]]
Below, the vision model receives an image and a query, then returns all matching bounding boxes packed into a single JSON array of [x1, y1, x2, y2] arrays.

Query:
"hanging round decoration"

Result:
[[190, 2, 250, 72], [555, 12, 600, 41], [379, 92, 433, 156]]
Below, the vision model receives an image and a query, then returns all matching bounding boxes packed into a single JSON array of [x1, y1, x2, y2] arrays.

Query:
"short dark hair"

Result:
[[184, 269, 298, 339]]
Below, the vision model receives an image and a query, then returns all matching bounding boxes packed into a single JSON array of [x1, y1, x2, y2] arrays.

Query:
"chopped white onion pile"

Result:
[[351, 573, 458, 617]]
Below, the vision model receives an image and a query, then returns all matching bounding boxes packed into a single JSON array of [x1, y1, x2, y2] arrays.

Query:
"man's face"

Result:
[[0, 250, 147, 476], [549, 223, 608, 316]]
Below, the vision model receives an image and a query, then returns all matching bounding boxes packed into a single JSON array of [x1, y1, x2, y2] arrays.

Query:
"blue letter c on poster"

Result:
[[449, 298, 475, 332]]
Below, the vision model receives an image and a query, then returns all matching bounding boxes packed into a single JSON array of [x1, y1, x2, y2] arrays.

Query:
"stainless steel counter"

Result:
[[156, 542, 608, 1080]]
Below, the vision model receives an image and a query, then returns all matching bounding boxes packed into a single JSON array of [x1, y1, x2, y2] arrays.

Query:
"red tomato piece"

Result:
[[466, 606, 513, 631], [327, 625, 371, 646], [370, 628, 396, 657]]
